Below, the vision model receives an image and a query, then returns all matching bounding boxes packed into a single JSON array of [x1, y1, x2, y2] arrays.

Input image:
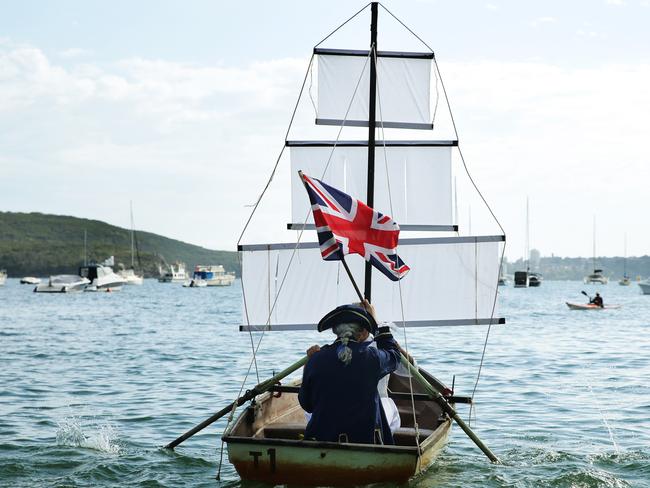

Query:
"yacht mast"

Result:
[[364, 2, 379, 301], [84, 229, 87, 266], [592, 215, 596, 272], [130, 200, 135, 268], [623, 232, 627, 278], [525, 197, 530, 272]]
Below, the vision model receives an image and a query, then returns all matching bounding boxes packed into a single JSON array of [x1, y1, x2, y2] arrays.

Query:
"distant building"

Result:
[[530, 249, 541, 269]]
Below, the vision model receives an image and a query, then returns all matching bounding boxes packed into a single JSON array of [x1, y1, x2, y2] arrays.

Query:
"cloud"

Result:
[[58, 48, 92, 59], [531, 16, 557, 27], [605, 0, 625, 5], [1, 40, 649, 258], [485, 3, 499, 10]]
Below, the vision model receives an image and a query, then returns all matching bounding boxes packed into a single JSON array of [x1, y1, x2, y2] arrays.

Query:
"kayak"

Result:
[[566, 302, 621, 310]]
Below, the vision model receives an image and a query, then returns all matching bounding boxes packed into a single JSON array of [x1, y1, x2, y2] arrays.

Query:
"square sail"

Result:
[[316, 49, 433, 129]]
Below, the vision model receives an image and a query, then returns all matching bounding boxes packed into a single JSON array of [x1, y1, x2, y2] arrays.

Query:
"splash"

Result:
[[56, 417, 120, 454], [587, 384, 621, 455]]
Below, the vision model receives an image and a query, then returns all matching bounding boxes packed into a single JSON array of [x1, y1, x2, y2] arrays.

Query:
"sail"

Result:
[[288, 142, 454, 228], [239, 236, 503, 331], [315, 48, 433, 129]]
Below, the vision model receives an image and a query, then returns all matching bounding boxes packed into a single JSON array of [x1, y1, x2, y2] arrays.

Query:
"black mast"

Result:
[[364, 2, 378, 301]]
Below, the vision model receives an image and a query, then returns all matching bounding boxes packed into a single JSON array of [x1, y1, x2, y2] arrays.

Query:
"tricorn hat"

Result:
[[317, 303, 378, 335]]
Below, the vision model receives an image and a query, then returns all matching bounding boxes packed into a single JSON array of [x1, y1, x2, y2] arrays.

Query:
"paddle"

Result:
[[581, 290, 593, 303], [164, 355, 308, 449], [399, 355, 500, 463]]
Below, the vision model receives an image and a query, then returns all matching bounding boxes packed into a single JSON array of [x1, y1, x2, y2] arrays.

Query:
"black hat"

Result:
[[318, 304, 378, 335]]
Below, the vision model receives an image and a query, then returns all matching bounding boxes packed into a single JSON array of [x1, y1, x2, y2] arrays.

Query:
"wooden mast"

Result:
[[364, 2, 378, 301]]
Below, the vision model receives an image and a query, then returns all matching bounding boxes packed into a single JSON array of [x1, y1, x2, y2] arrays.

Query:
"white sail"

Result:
[[288, 143, 453, 228], [239, 236, 502, 331], [316, 49, 433, 129]]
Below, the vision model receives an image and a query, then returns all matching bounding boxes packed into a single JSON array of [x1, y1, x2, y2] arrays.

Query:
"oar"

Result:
[[399, 355, 500, 463], [165, 355, 308, 449]]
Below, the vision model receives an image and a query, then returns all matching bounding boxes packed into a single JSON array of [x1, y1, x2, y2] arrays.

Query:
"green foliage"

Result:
[[0, 212, 239, 277]]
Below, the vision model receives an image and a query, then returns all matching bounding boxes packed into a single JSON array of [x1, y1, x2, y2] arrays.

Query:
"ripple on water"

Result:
[[1, 279, 648, 486]]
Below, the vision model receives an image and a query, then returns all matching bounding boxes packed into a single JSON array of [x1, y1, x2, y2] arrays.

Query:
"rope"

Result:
[[431, 49, 507, 422], [374, 48, 422, 456], [314, 3, 371, 48]]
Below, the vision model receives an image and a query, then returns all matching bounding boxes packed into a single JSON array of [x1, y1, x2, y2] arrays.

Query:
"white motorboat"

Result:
[[584, 270, 608, 285], [192, 265, 235, 286], [34, 275, 90, 293], [20, 276, 41, 285], [0, 269, 6, 286], [80, 258, 127, 291], [529, 272, 543, 287], [158, 262, 187, 283], [182, 278, 208, 288], [639, 281, 650, 295]]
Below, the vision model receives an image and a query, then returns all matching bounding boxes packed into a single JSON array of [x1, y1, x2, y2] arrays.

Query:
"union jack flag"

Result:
[[299, 171, 410, 281]]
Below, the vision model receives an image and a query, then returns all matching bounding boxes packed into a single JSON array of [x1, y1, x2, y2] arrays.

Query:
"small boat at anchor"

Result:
[[192, 265, 235, 286], [118, 201, 144, 285], [584, 218, 608, 284], [158, 262, 187, 283], [20, 276, 41, 285], [80, 257, 127, 292], [639, 280, 650, 295], [34, 275, 90, 293], [182, 278, 207, 288]]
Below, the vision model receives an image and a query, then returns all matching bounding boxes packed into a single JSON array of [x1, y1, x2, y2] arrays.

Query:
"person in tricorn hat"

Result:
[[298, 300, 401, 445]]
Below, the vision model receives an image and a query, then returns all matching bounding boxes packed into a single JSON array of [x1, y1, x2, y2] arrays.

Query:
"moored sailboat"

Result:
[[168, 3, 505, 484], [118, 201, 144, 285], [584, 217, 608, 284], [618, 233, 630, 286]]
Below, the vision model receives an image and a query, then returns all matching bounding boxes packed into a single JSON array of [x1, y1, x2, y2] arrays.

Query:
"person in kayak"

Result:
[[299, 300, 401, 445], [590, 292, 604, 308]]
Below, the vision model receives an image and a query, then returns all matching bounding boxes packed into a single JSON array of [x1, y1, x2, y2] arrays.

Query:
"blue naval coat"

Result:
[[298, 331, 401, 445]]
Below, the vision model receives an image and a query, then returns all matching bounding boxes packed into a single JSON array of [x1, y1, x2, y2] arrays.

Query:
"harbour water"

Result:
[[1, 279, 648, 487]]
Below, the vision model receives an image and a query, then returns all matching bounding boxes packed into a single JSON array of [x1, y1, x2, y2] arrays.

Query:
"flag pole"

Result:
[[341, 256, 365, 303]]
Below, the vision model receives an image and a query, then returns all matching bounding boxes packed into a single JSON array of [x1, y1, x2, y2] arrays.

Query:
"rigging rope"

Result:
[[314, 3, 372, 48], [432, 53, 506, 424], [379, 1, 507, 425], [374, 47, 422, 456]]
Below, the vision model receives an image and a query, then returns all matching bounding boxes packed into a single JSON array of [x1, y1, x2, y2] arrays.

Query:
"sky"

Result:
[[1, 0, 649, 261]]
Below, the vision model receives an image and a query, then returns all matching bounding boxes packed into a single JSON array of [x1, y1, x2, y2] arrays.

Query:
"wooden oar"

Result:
[[165, 355, 308, 449], [399, 355, 500, 463]]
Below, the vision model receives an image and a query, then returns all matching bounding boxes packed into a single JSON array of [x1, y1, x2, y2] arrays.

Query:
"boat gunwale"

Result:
[[223, 409, 452, 456]]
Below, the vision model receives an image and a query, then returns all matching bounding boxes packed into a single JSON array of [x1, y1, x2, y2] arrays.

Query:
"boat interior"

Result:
[[227, 368, 467, 448]]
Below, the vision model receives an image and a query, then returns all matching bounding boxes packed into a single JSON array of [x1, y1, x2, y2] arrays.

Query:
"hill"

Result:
[[0, 212, 239, 277], [506, 254, 650, 280]]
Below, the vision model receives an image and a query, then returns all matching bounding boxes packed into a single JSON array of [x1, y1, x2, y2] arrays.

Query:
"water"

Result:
[[1, 279, 649, 487]]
